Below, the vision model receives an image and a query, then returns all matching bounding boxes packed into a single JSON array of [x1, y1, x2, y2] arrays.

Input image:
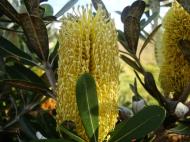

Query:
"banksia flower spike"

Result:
[[158, 1, 190, 99], [56, 6, 120, 141]]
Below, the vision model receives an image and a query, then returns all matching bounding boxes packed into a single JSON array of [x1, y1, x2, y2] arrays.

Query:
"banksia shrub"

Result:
[[158, 0, 190, 99], [56, 6, 120, 141]]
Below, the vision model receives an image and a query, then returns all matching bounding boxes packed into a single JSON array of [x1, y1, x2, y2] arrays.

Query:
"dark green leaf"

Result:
[[144, 72, 167, 107], [36, 112, 57, 138], [0, 0, 19, 23], [19, 13, 49, 61], [178, 39, 190, 62], [58, 125, 85, 142], [121, 55, 143, 74], [76, 73, 99, 141], [109, 105, 166, 142], [139, 24, 161, 59], [19, 116, 38, 140], [177, 0, 190, 14], [5, 63, 46, 87], [41, 4, 54, 17], [31, 139, 74, 142], [169, 123, 190, 135], [0, 36, 36, 66], [55, 0, 78, 18], [124, 16, 140, 53], [4, 79, 52, 97], [0, 56, 6, 79]]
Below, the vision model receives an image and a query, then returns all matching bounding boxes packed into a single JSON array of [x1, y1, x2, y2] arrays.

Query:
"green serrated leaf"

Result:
[[76, 73, 99, 141], [109, 105, 166, 142]]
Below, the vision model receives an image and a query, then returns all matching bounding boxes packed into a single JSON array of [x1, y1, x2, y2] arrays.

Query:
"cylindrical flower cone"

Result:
[[159, 1, 190, 99], [56, 7, 120, 141]]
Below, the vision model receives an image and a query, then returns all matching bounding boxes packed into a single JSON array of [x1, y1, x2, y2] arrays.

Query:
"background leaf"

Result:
[[109, 105, 166, 142], [54, 0, 78, 18], [76, 73, 99, 141], [40, 4, 54, 17]]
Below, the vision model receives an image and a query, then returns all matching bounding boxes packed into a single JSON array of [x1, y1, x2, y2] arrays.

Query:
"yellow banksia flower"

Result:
[[159, 0, 190, 98], [56, 6, 120, 142]]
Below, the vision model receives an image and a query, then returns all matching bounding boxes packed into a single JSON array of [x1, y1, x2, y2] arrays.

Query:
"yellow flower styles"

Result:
[[159, 1, 190, 99], [56, 6, 119, 141]]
